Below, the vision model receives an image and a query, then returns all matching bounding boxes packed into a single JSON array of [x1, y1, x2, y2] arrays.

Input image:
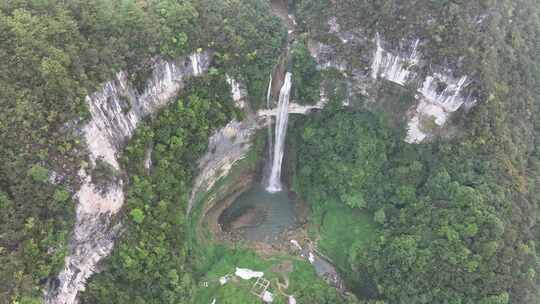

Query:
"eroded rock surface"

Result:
[[310, 16, 479, 143], [187, 77, 263, 214], [46, 51, 211, 304]]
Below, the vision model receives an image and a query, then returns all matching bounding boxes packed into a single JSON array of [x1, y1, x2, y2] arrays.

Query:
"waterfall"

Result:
[[266, 72, 292, 193]]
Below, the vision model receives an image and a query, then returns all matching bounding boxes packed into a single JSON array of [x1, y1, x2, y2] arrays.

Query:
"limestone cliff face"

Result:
[[188, 78, 264, 214], [84, 52, 210, 169], [46, 52, 211, 304], [310, 17, 479, 143]]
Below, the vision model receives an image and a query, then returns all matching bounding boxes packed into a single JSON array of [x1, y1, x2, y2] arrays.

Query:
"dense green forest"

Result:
[[288, 0, 540, 303], [82, 75, 239, 303], [290, 104, 539, 303], [0, 0, 283, 302], [1, 0, 539, 303]]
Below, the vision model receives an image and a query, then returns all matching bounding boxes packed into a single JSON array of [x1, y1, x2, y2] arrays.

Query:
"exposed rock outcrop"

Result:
[[310, 17, 479, 143], [188, 78, 263, 213], [83, 52, 210, 169], [46, 51, 211, 304], [188, 118, 263, 214]]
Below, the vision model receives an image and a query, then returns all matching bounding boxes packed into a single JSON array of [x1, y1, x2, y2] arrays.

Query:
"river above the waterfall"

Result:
[[218, 184, 297, 243]]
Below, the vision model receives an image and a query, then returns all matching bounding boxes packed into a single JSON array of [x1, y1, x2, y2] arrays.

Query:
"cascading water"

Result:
[[266, 72, 292, 193], [217, 72, 295, 243]]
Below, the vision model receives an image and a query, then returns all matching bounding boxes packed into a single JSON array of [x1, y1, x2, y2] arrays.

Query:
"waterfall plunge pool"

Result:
[[218, 183, 297, 243], [218, 72, 296, 243]]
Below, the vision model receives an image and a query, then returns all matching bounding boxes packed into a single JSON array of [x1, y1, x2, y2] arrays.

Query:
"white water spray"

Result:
[[266, 72, 292, 193]]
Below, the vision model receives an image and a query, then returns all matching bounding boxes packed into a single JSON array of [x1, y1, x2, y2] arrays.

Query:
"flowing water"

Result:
[[218, 4, 296, 241], [266, 72, 292, 193], [214, 2, 349, 296], [219, 73, 295, 242]]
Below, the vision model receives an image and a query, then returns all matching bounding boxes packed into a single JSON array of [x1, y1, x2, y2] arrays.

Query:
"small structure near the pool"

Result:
[[251, 277, 272, 302], [235, 267, 264, 280], [219, 274, 231, 285], [214, 267, 288, 303]]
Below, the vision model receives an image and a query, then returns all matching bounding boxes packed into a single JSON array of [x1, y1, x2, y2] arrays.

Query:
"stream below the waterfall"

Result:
[[218, 183, 297, 243]]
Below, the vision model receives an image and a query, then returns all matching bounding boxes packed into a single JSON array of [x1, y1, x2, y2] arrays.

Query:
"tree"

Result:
[[129, 209, 145, 224], [28, 165, 49, 183], [374, 209, 386, 225]]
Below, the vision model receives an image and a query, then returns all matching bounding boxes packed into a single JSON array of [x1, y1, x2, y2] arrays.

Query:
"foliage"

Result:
[[292, 108, 540, 302], [0, 0, 283, 300], [90, 158, 120, 193], [320, 68, 349, 105], [289, 0, 540, 303], [292, 105, 389, 211], [317, 205, 377, 276], [52, 187, 70, 203], [129, 208, 145, 224], [292, 103, 539, 302], [27, 165, 49, 183], [288, 106, 387, 298], [199, 0, 286, 109], [81, 74, 238, 303], [289, 0, 332, 39], [290, 39, 321, 104], [353, 124, 540, 303]]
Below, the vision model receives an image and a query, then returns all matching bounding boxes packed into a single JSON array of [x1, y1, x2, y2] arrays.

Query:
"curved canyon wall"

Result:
[[46, 13, 484, 303], [46, 52, 211, 304], [187, 78, 262, 214]]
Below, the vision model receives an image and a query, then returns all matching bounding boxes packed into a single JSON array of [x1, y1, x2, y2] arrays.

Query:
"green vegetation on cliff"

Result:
[[1, 0, 539, 303], [290, 39, 321, 105], [291, 102, 539, 303], [287, 1, 540, 303], [81, 74, 239, 303], [291, 107, 389, 211], [0, 0, 283, 301]]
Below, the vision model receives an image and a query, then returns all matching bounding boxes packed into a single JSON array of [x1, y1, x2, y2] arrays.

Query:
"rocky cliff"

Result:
[[310, 17, 479, 143], [45, 51, 211, 304], [188, 78, 262, 214], [46, 13, 484, 303]]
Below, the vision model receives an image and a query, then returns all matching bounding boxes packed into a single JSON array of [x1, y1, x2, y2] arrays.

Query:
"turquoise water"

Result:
[[219, 183, 296, 243]]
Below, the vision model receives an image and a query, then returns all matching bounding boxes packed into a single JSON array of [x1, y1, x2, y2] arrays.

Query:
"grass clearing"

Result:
[[318, 204, 378, 274], [188, 128, 342, 303], [192, 247, 342, 304]]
